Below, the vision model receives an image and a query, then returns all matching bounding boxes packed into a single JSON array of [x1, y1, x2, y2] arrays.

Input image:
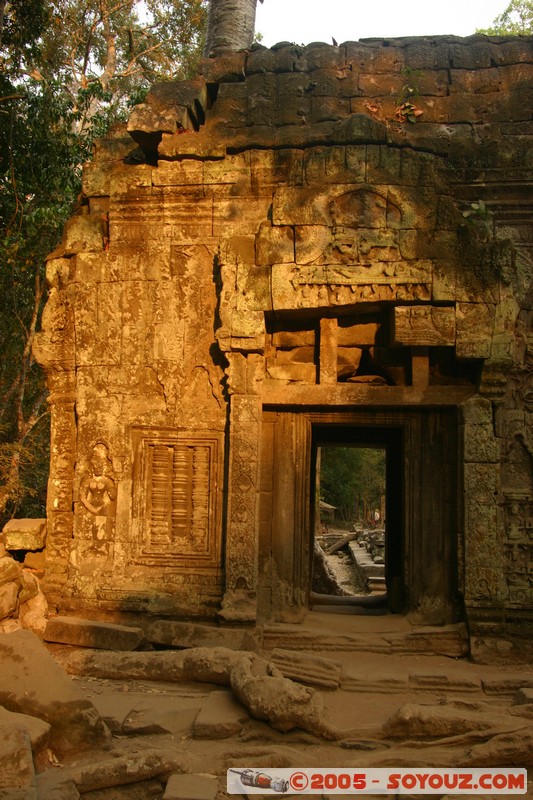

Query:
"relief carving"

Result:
[[393, 306, 456, 346], [272, 263, 431, 311], [78, 441, 117, 559], [80, 442, 117, 518]]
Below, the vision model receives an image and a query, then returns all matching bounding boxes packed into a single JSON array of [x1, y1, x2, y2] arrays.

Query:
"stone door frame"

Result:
[[258, 406, 461, 625]]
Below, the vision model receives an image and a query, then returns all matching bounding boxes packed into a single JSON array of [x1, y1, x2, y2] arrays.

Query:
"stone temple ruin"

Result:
[[33, 34, 533, 663]]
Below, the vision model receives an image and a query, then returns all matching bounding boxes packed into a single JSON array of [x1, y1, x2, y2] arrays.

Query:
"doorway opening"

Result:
[[310, 425, 404, 614]]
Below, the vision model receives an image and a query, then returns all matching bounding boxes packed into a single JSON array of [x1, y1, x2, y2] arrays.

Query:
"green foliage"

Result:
[[477, 0, 533, 34], [320, 447, 386, 524], [0, 0, 207, 523]]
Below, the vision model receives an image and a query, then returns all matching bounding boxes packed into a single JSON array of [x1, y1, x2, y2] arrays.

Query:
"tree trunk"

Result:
[[204, 0, 258, 57]]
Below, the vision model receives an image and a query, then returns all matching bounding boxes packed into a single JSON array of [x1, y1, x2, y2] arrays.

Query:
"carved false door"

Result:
[[259, 411, 312, 622]]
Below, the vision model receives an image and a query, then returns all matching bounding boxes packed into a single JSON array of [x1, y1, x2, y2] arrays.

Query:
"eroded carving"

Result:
[[80, 442, 117, 518], [393, 306, 456, 346]]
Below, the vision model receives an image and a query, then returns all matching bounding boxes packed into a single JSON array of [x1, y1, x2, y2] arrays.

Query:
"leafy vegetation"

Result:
[[319, 447, 386, 525], [477, 0, 533, 34], [0, 0, 207, 524]]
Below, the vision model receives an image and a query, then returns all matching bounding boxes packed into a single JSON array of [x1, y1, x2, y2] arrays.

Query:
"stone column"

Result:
[[220, 355, 263, 622], [43, 370, 77, 601], [461, 397, 507, 617]]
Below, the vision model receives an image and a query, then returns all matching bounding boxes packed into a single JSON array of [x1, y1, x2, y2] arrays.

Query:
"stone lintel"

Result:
[[262, 381, 475, 407]]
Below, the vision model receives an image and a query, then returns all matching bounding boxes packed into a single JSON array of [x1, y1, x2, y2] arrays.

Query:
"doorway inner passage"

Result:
[[310, 424, 404, 615], [314, 445, 387, 600]]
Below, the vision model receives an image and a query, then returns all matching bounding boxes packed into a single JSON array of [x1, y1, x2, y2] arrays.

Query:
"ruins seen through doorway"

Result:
[[314, 446, 387, 602]]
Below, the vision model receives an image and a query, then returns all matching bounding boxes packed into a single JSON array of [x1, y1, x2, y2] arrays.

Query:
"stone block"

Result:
[[67, 748, 187, 794], [256, 223, 294, 265], [152, 158, 203, 187], [310, 96, 350, 123], [270, 649, 342, 689], [250, 149, 303, 193], [456, 303, 494, 359], [36, 770, 81, 800], [449, 67, 502, 95], [0, 707, 50, 761], [2, 519, 47, 551], [393, 306, 456, 346], [0, 581, 20, 619], [0, 555, 23, 587], [0, 629, 111, 756], [199, 51, 246, 83], [18, 571, 39, 604], [24, 550, 46, 578], [44, 616, 145, 651], [514, 687, 533, 705], [213, 197, 272, 237], [448, 41, 499, 70], [0, 724, 35, 792], [142, 620, 260, 652], [164, 774, 218, 800], [18, 590, 48, 635], [61, 212, 105, 256], [266, 362, 316, 382], [404, 42, 450, 70], [193, 690, 249, 739]]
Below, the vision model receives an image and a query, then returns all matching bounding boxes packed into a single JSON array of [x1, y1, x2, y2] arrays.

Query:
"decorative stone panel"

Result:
[[131, 428, 222, 572]]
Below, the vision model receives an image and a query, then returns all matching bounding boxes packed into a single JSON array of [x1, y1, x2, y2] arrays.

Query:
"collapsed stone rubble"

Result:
[[0, 618, 532, 798]]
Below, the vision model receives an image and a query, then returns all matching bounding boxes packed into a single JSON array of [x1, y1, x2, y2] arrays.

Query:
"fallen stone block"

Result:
[[0, 629, 111, 757], [35, 770, 80, 800], [55, 645, 338, 740], [19, 571, 40, 604], [0, 617, 20, 634], [44, 616, 145, 651], [382, 701, 517, 741], [409, 672, 481, 693], [164, 773, 218, 800], [66, 748, 188, 793], [123, 700, 202, 738], [0, 555, 22, 588], [143, 619, 261, 652], [0, 707, 50, 763], [0, 580, 19, 618], [0, 723, 36, 793], [53, 647, 189, 682], [22, 551, 46, 574], [230, 653, 337, 739], [514, 687, 533, 706], [19, 589, 48, 635], [90, 690, 203, 736], [193, 690, 249, 739], [270, 648, 342, 689], [82, 778, 164, 799], [2, 519, 46, 551], [483, 675, 533, 696], [460, 727, 533, 767]]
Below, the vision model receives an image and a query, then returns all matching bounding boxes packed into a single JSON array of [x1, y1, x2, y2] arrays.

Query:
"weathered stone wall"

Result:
[[34, 35, 533, 654]]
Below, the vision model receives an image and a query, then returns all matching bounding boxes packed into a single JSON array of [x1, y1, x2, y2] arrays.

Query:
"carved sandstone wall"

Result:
[[34, 35, 533, 653]]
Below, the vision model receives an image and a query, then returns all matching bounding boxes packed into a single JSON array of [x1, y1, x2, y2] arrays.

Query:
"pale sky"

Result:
[[255, 0, 507, 46]]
